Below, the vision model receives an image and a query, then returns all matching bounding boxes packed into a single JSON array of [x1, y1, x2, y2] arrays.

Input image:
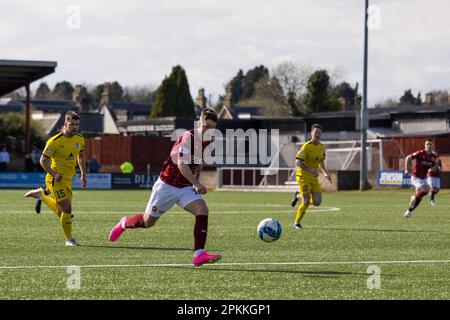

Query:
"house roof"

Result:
[[109, 101, 151, 113], [18, 98, 75, 112], [370, 104, 450, 115], [231, 105, 261, 118], [0, 60, 56, 96], [47, 112, 105, 137], [0, 98, 24, 112], [389, 129, 450, 138]]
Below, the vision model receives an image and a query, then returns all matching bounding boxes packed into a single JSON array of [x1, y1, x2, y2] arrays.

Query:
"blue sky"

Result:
[[1, 0, 449, 106]]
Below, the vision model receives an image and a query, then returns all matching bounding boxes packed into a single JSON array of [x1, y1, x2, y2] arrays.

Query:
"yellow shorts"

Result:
[[296, 175, 321, 195], [45, 176, 73, 203]]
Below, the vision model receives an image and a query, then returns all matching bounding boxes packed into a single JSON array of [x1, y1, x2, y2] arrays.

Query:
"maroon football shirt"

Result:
[[159, 129, 210, 188], [411, 150, 438, 179], [427, 152, 441, 178]]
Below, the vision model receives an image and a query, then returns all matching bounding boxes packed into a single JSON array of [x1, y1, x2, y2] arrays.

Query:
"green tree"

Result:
[[242, 65, 269, 100], [331, 82, 359, 108], [3, 89, 26, 99], [0, 112, 44, 150], [110, 81, 124, 101], [151, 77, 175, 118], [399, 89, 417, 105], [229, 69, 245, 104], [238, 75, 292, 117], [287, 91, 302, 116], [78, 86, 94, 110], [92, 81, 125, 105], [303, 70, 335, 113], [51, 81, 74, 100], [151, 65, 194, 118], [172, 66, 195, 117], [35, 82, 51, 99], [226, 65, 269, 104], [416, 91, 422, 105]]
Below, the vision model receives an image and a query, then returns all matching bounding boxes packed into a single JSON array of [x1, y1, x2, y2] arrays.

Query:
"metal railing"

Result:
[[216, 167, 297, 188]]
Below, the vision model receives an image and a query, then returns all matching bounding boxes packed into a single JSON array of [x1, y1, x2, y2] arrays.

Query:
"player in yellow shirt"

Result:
[[291, 124, 331, 229], [25, 111, 87, 246]]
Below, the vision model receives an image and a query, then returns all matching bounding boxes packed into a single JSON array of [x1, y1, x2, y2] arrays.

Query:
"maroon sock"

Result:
[[194, 215, 208, 251], [431, 190, 439, 200], [410, 191, 427, 211], [125, 213, 145, 229]]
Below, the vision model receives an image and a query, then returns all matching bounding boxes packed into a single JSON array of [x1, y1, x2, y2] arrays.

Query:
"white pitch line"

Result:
[[1, 259, 450, 270], [3, 207, 341, 215]]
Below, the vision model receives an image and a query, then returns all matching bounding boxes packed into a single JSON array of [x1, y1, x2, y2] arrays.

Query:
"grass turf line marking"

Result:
[[1, 259, 450, 270], [3, 207, 342, 214]]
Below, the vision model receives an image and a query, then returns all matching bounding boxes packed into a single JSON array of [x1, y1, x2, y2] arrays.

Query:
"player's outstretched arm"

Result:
[[77, 151, 87, 190], [177, 160, 206, 194], [40, 155, 63, 181], [319, 160, 332, 182], [404, 155, 412, 175], [194, 164, 203, 180]]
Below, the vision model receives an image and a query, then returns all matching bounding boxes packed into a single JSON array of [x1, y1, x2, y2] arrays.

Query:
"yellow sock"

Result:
[[294, 202, 309, 224], [60, 212, 73, 239], [42, 194, 61, 218]]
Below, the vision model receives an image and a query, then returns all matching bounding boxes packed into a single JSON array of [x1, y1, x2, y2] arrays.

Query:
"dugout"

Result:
[[0, 59, 57, 154]]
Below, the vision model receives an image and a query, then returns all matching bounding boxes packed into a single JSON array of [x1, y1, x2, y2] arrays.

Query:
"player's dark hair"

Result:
[[311, 123, 323, 131], [65, 111, 80, 122], [201, 108, 218, 123], [425, 139, 433, 143]]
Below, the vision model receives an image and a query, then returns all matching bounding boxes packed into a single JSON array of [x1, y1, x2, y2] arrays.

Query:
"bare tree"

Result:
[[271, 61, 313, 98], [272, 61, 344, 98], [374, 97, 398, 108], [123, 85, 157, 103], [240, 74, 292, 117]]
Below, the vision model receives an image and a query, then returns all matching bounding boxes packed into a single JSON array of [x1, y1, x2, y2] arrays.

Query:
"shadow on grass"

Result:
[[308, 226, 441, 234], [166, 266, 396, 278], [81, 244, 192, 251]]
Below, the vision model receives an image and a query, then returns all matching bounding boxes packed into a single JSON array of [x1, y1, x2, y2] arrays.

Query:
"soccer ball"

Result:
[[257, 218, 282, 242]]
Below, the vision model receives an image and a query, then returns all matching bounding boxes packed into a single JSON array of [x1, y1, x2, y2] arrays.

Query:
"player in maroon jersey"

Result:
[[403, 139, 439, 218], [427, 152, 441, 206], [109, 108, 222, 266]]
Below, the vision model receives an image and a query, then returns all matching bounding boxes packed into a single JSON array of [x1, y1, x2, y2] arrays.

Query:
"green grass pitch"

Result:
[[1, 189, 449, 299]]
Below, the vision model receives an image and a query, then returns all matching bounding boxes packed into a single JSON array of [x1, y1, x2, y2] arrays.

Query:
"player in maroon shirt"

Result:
[[427, 152, 441, 206], [404, 139, 439, 218], [109, 108, 222, 266]]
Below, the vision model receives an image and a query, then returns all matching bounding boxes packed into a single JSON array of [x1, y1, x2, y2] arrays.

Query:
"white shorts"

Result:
[[145, 178, 203, 218], [411, 176, 428, 190], [427, 176, 441, 189]]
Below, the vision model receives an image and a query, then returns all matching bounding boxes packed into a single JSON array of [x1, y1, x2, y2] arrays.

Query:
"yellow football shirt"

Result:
[[42, 132, 85, 181], [295, 140, 326, 179]]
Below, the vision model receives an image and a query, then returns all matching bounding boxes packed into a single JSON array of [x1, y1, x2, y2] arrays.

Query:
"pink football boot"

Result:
[[109, 216, 127, 242], [193, 252, 223, 267]]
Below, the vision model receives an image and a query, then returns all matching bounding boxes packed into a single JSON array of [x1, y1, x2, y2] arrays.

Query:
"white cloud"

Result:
[[0, 0, 449, 107]]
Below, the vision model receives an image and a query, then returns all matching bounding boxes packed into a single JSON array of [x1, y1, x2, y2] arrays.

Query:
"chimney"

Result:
[[72, 85, 83, 111], [439, 91, 449, 104], [337, 97, 347, 110], [223, 83, 234, 109], [424, 92, 434, 105], [100, 82, 111, 107], [195, 88, 207, 109]]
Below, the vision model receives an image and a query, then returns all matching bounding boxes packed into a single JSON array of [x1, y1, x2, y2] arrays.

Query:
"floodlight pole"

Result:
[[360, 0, 369, 191], [25, 84, 31, 155]]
